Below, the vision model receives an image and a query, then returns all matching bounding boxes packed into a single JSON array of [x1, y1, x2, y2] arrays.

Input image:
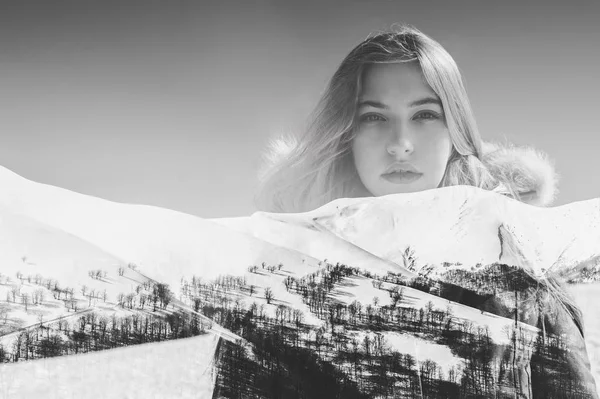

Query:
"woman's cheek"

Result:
[[428, 128, 452, 157]]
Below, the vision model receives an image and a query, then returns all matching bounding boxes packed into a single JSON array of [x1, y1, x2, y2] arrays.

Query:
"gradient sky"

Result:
[[0, 0, 598, 217]]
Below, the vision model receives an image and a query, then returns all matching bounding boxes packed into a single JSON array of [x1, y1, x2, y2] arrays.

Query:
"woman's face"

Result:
[[351, 62, 452, 197]]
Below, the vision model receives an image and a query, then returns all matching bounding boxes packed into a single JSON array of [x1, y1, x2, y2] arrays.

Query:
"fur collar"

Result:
[[259, 135, 559, 207], [481, 140, 559, 207]]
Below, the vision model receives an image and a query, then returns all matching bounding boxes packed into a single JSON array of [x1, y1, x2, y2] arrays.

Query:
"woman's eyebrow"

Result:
[[357, 97, 442, 110], [409, 97, 442, 107], [357, 100, 388, 110]]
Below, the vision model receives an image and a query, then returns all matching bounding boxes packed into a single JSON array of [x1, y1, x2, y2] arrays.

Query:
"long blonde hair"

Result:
[[253, 24, 517, 213]]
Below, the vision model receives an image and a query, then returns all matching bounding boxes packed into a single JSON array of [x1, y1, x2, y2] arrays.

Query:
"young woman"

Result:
[[240, 25, 598, 398], [253, 25, 559, 214]]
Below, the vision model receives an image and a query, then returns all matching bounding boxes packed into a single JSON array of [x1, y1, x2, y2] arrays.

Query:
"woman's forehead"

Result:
[[359, 63, 438, 103]]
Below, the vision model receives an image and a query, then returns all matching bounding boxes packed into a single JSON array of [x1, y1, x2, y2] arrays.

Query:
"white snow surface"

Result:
[[2, 165, 598, 285], [0, 332, 220, 399], [0, 165, 599, 396]]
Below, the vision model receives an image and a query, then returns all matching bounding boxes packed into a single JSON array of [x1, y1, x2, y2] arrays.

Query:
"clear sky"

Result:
[[0, 0, 598, 217]]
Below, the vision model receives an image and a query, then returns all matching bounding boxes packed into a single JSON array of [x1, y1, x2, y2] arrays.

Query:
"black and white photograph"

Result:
[[0, 1, 598, 398]]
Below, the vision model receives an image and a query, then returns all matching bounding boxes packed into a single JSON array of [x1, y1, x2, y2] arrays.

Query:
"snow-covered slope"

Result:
[[0, 333, 220, 399], [0, 206, 127, 287], [212, 186, 600, 281], [0, 166, 414, 288], [310, 188, 600, 277], [2, 165, 598, 285], [1, 165, 599, 398]]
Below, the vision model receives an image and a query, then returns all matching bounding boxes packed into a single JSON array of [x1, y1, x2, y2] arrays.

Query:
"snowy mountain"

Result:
[[2, 164, 598, 286], [213, 186, 600, 280], [0, 165, 598, 398], [0, 166, 408, 288]]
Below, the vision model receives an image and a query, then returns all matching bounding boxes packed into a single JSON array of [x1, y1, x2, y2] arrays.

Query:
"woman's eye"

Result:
[[414, 111, 442, 121], [359, 114, 385, 123]]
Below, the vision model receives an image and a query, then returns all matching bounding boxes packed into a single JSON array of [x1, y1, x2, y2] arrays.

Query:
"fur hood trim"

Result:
[[482, 140, 559, 207], [258, 135, 559, 207]]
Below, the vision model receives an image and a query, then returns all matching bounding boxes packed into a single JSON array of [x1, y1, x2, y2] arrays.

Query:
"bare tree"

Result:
[[33, 288, 45, 305], [21, 293, 30, 311], [12, 333, 23, 361], [264, 287, 274, 304], [315, 327, 327, 357], [88, 290, 96, 307], [11, 286, 22, 302], [126, 293, 135, 309], [362, 334, 371, 363], [372, 280, 383, 289], [0, 342, 6, 363], [389, 286, 404, 307], [153, 283, 173, 309], [57, 316, 66, 331], [117, 293, 125, 307]]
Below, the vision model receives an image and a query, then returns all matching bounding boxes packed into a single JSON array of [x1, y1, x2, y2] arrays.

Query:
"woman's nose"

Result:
[[386, 127, 414, 156]]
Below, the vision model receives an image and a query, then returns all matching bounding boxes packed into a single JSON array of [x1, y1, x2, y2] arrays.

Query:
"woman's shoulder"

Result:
[[482, 140, 559, 207]]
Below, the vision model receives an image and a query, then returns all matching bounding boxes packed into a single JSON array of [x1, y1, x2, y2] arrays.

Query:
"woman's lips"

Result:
[[381, 171, 423, 184]]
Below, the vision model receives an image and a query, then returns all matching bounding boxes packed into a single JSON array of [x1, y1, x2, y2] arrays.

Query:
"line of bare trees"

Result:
[[0, 307, 210, 363]]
